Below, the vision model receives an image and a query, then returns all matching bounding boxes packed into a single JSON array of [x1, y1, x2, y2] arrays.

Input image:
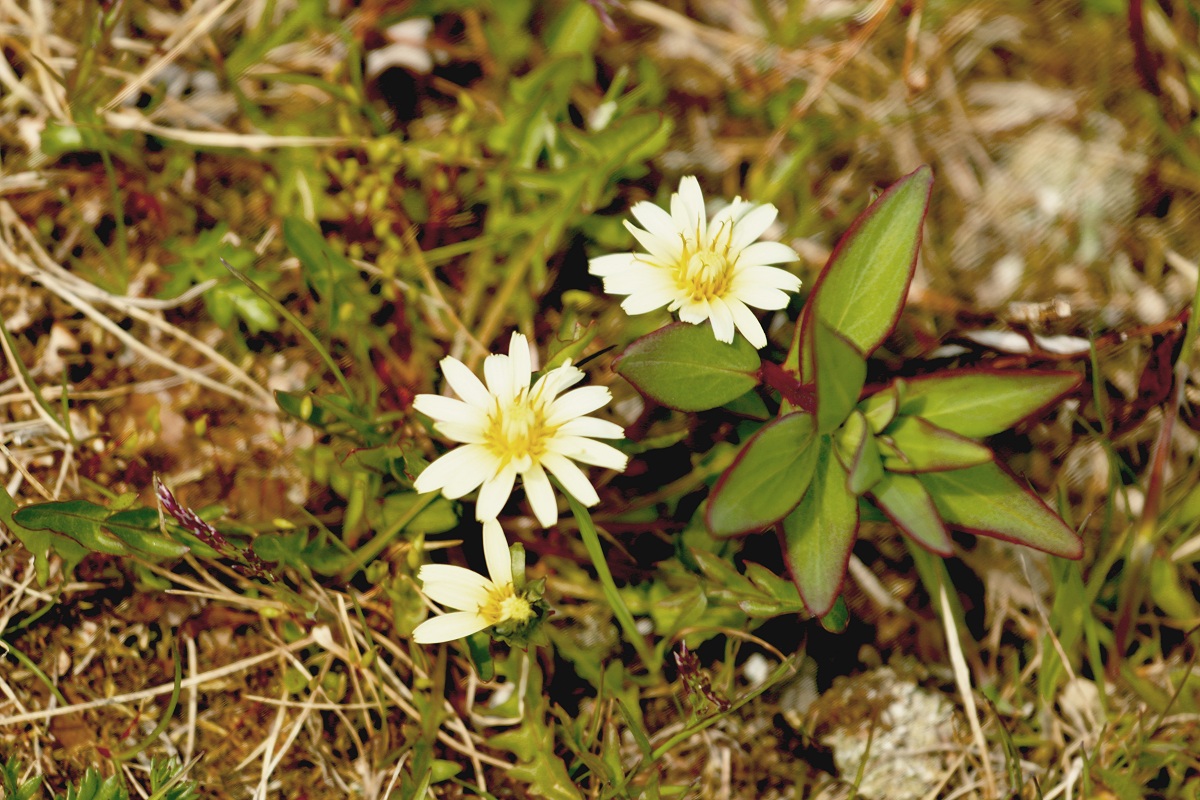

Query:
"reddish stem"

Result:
[[759, 359, 816, 413]]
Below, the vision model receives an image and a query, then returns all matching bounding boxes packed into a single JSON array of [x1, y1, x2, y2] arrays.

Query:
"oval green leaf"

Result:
[[881, 415, 994, 473], [899, 369, 1082, 439], [917, 461, 1082, 558], [833, 410, 884, 496], [815, 322, 866, 433], [870, 471, 952, 555], [615, 322, 761, 412], [779, 437, 860, 616], [812, 166, 933, 355], [14, 500, 129, 556], [706, 412, 818, 537]]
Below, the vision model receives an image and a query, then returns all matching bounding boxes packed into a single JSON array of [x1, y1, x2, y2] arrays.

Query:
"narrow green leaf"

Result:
[[706, 412, 819, 537], [815, 322, 866, 433], [811, 166, 933, 355], [869, 471, 952, 555], [859, 382, 903, 434], [779, 438, 859, 616], [820, 596, 849, 632], [917, 462, 1082, 558], [615, 323, 761, 412], [104, 508, 192, 558], [833, 409, 884, 495], [1, 486, 88, 584], [880, 416, 993, 473], [14, 501, 129, 556], [899, 369, 1081, 439]]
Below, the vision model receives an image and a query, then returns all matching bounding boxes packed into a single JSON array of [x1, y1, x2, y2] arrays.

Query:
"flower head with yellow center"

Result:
[[589, 176, 803, 349], [413, 519, 538, 643], [412, 332, 628, 527]]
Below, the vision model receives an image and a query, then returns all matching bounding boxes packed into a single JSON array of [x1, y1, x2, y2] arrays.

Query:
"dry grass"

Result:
[[2, 0, 1200, 798]]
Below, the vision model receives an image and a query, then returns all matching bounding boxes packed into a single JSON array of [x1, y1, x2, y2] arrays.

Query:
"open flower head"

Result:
[[589, 176, 802, 349], [413, 519, 543, 643], [412, 332, 628, 527]]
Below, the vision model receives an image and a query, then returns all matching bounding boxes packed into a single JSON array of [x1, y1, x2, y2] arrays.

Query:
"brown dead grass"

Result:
[[3, 0, 1200, 798]]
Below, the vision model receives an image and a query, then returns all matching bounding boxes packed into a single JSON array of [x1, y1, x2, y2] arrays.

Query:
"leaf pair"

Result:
[[611, 166, 1084, 618]]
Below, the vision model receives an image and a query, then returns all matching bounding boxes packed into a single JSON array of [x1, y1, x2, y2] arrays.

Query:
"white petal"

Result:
[[589, 253, 638, 277], [624, 291, 681, 316], [557, 416, 625, 439], [432, 420, 487, 444], [727, 298, 768, 349], [412, 611, 489, 643], [671, 176, 706, 241], [414, 446, 494, 498], [732, 264, 804, 292], [523, 464, 559, 527], [475, 465, 517, 521], [541, 452, 600, 507], [532, 363, 584, 401], [508, 332, 532, 390], [629, 199, 677, 240], [709, 198, 746, 229], [546, 385, 612, 426], [418, 564, 492, 609], [603, 263, 673, 296], [483, 353, 515, 402], [736, 240, 801, 267], [440, 356, 492, 409], [621, 289, 678, 315], [481, 519, 512, 587], [708, 296, 736, 344], [731, 285, 792, 310], [677, 297, 711, 325], [729, 204, 778, 250], [412, 394, 486, 427], [625, 220, 683, 264], [548, 436, 629, 471]]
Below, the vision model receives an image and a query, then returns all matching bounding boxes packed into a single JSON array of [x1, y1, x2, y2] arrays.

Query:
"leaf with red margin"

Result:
[[803, 166, 933, 357], [916, 461, 1082, 559], [898, 369, 1082, 439], [779, 437, 859, 616], [706, 412, 818, 537], [869, 471, 953, 555], [614, 322, 761, 412]]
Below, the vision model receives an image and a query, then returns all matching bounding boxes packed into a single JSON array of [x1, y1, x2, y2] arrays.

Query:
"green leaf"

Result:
[[722, 389, 771, 420], [859, 382, 903, 434], [780, 437, 860, 616], [1, 486, 88, 584], [869, 471, 952, 555], [615, 322, 761, 412], [819, 596, 849, 633], [917, 462, 1082, 558], [833, 410, 884, 495], [880, 416, 994, 473], [104, 508, 192, 558], [14, 501, 129, 556], [706, 412, 819, 537], [815, 322, 866, 433], [898, 369, 1081, 439], [810, 166, 933, 355]]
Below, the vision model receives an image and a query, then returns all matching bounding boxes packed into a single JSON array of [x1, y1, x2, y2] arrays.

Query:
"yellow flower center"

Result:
[[681, 250, 732, 302], [481, 585, 534, 626], [677, 219, 736, 302], [484, 392, 552, 472]]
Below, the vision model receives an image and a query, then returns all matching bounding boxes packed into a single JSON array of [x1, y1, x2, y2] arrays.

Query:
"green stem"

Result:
[[565, 493, 657, 675]]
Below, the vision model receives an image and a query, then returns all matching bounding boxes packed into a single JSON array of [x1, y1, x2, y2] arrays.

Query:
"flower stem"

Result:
[[565, 493, 658, 675]]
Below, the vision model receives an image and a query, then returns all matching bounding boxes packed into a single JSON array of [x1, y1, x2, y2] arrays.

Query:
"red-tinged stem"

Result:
[[759, 359, 816, 412]]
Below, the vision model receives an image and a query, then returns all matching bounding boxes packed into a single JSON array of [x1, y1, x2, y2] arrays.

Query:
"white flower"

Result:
[[412, 332, 628, 527], [413, 519, 532, 643], [589, 176, 803, 349]]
